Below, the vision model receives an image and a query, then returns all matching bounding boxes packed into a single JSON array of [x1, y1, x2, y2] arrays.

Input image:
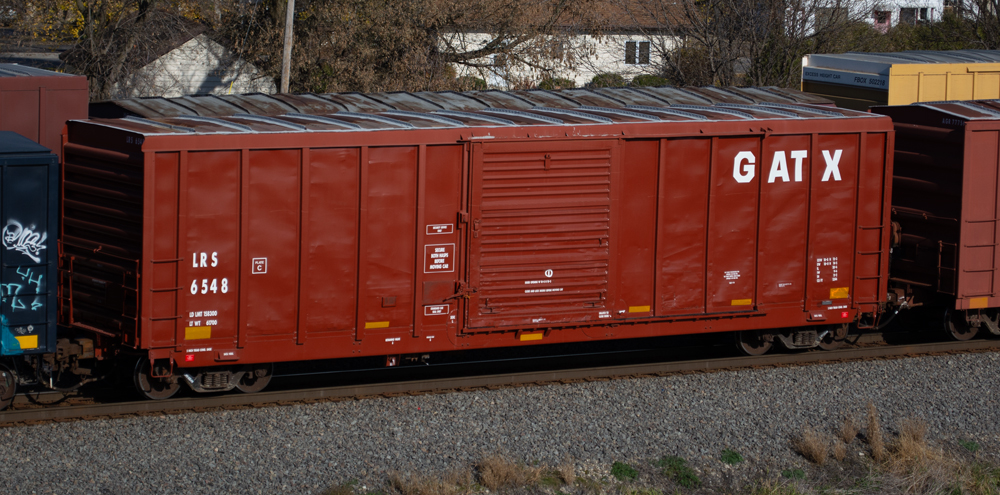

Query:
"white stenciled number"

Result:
[[190, 278, 229, 295]]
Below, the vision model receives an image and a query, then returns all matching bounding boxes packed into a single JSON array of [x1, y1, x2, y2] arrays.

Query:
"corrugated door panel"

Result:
[[757, 135, 810, 309], [806, 135, 859, 309], [360, 146, 417, 333], [149, 152, 179, 347], [854, 133, 889, 307], [178, 151, 239, 347], [617, 140, 658, 318], [960, 130, 1000, 300], [301, 148, 359, 335], [657, 138, 710, 315], [468, 140, 617, 329], [415, 145, 463, 337], [243, 149, 301, 339], [707, 137, 759, 312]]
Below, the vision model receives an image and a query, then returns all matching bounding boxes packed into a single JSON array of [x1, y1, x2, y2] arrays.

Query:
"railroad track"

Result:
[[2, 338, 997, 427]]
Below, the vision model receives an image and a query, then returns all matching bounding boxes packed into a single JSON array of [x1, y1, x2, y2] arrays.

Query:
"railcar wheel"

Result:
[[133, 359, 180, 400], [236, 363, 273, 393], [736, 330, 773, 356], [818, 324, 849, 351], [944, 309, 978, 341], [0, 363, 16, 410], [980, 309, 1000, 337]]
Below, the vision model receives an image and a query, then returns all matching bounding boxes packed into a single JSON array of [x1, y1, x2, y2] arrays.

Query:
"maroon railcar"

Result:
[[0, 64, 88, 161], [62, 90, 894, 398], [872, 100, 1000, 340]]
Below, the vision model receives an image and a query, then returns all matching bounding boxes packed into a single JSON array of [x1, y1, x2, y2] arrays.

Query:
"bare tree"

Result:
[[611, 0, 887, 87], [216, 0, 599, 93]]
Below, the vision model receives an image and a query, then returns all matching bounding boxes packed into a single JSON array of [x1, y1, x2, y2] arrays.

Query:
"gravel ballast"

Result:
[[3, 351, 999, 494]]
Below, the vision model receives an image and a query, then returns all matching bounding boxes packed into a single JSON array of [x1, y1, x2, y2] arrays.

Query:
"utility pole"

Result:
[[280, 0, 295, 93]]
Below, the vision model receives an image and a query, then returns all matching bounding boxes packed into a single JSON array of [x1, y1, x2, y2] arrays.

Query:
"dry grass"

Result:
[[838, 414, 859, 444], [388, 468, 474, 495], [476, 454, 542, 491], [557, 457, 576, 485], [832, 440, 847, 462], [791, 425, 828, 465], [866, 402, 887, 462]]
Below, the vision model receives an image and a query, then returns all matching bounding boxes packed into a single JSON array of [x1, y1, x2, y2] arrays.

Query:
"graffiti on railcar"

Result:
[[2, 220, 47, 263], [1, 266, 44, 313]]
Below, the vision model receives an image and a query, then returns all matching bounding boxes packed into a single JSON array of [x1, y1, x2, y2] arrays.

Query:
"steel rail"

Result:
[[2, 338, 997, 426]]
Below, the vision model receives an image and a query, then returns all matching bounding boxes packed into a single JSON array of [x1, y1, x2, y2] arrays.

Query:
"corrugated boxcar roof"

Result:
[[91, 86, 834, 119], [804, 50, 1000, 75], [0, 64, 79, 78], [83, 87, 867, 136], [874, 100, 1000, 120]]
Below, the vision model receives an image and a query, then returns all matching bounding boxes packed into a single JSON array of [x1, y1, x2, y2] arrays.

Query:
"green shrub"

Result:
[[590, 72, 626, 88], [610, 461, 638, 481], [655, 455, 701, 488], [538, 77, 576, 90], [721, 449, 744, 464], [631, 74, 667, 87], [781, 468, 806, 479]]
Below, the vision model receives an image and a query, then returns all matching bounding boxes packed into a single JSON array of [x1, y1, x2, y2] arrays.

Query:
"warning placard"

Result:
[[424, 244, 455, 273]]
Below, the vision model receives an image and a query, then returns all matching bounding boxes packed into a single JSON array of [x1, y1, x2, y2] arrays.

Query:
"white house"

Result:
[[445, 31, 675, 89], [115, 33, 275, 98]]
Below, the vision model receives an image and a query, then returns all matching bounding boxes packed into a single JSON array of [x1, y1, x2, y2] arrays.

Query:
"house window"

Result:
[[626, 41, 650, 65], [899, 7, 931, 24], [873, 10, 891, 32]]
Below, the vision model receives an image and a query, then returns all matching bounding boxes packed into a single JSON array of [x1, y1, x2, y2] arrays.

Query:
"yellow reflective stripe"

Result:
[[731, 299, 752, 306], [830, 287, 850, 299], [365, 321, 390, 329], [970, 297, 989, 309], [14, 335, 37, 349], [628, 305, 651, 313], [185, 326, 211, 340], [519, 332, 543, 341]]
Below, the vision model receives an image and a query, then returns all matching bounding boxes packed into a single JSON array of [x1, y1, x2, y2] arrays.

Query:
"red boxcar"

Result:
[[62, 90, 893, 397], [0, 64, 88, 161], [873, 100, 1000, 339]]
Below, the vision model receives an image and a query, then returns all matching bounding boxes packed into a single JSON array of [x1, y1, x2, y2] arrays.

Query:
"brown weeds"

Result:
[[792, 425, 828, 465], [388, 468, 473, 495], [838, 414, 859, 444], [477, 454, 542, 491], [832, 440, 847, 462], [866, 402, 887, 462], [557, 457, 576, 485]]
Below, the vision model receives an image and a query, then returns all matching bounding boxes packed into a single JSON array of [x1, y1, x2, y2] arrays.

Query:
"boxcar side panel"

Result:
[[707, 137, 760, 313], [959, 129, 1000, 303], [617, 140, 658, 318], [757, 135, 811, 310], [854, 132, 891, 309], [179, 151, 240, 350], [301, 148, 360, 337], [415, 145, 464, 337], [656, 138, 710, 316], [149, 152, 180, 348], [358, 146, 417, 336], [242, 149, 301, 340], [806, 134, 859, 312], [1, 90, 39, 147]]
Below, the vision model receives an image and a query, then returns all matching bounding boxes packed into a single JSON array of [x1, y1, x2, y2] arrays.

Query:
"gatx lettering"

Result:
[[732, 149, 843, 183]]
